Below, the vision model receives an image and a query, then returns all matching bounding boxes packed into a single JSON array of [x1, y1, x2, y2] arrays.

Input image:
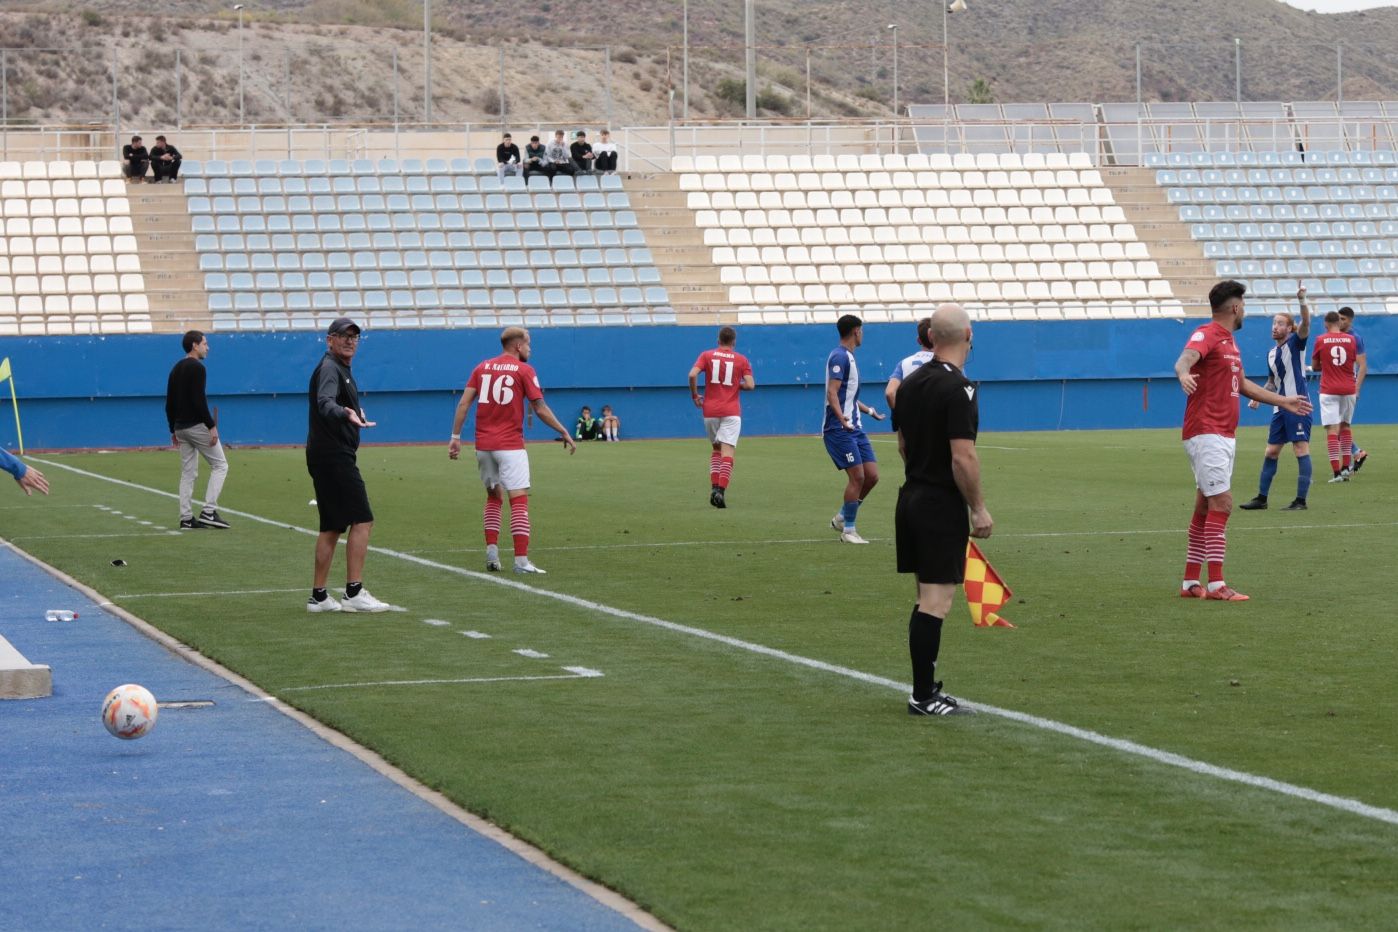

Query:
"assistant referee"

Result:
[[894, 303, 993, 716], [305, 317, 391, 614]]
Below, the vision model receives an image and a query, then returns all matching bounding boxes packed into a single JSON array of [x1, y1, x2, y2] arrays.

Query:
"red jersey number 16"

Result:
[[710, 358, 734, 386], [478, 373, 516, 405]]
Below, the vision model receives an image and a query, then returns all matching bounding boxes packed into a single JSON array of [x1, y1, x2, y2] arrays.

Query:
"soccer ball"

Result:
[[101, 684, 158, 740]]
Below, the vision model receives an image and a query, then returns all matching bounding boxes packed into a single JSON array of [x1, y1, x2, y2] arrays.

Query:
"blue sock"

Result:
[[1258, 456, 1279, 496], [1297, 454, 1312, 501], [841, 499, 861, 530], [1352, 442, 1361, 457]]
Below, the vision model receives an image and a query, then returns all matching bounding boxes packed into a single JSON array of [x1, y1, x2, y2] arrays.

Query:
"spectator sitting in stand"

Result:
[[544, 130, 575, 177], [601, 404, 622, 441], [571, 130, 597, 175], [523, 135, 547, 180], [496, 132, 522, 181], [593, 129, 618, 174], [574, 406, 605, 441], [150, 135, 183, 183], [122, 135, 149, 182]]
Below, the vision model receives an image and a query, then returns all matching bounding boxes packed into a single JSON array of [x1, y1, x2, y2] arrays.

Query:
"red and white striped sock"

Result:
[[1327, 433, 1342, 474], [1205, 511, 1229, 587], [1183, 512, 1206, 585], [717, 456, 734, 490], [483, 497, 502, 546], [1339, 428, 1352, 470], [509, 494, 531, 557], [709, 450, 722, 486]]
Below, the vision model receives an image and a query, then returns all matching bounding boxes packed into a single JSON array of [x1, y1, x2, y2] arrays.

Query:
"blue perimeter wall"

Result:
[[1, 317, 1394, 449]]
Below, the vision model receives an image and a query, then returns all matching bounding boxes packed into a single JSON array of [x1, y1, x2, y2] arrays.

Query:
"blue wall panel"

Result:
[[1, 317, 1393, 449]]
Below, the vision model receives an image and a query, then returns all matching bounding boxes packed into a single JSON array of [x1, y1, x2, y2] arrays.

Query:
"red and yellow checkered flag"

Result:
[[964, 540, 1014, 628]]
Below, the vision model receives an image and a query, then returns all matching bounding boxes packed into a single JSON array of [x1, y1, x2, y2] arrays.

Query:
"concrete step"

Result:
[[0, 634, 51, 700]]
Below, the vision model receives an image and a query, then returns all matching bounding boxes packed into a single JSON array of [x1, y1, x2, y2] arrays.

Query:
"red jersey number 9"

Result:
[[1329, 345, 1349, 367], [478, 373, 516, 406]]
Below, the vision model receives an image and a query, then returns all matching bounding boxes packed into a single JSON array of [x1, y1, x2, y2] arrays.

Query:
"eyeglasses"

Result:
[[333, 333, 361, 343]]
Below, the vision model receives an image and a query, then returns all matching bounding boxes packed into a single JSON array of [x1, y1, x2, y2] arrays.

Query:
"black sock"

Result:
[[346, 581, 363, 598], [311, 588, 328, 602], [908, 606, 944, 702]]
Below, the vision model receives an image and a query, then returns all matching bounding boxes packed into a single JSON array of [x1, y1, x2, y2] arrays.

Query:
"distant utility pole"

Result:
[[744, 0, 755, 118]]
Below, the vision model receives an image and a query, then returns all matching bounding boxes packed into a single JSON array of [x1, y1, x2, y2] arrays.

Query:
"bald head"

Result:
[[929, 303, 971, 349]]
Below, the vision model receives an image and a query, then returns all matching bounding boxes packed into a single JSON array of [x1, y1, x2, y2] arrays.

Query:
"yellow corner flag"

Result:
[[964, 540, 1015, 628], [0, 356, 24, 454]]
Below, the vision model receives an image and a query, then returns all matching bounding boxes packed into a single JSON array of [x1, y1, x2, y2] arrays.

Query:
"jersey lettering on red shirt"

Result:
[[1181, 321, 1244, 440], [1312, 332, 1359, 396], [694, 348, 752, 418], [467, 353, 544, 451]]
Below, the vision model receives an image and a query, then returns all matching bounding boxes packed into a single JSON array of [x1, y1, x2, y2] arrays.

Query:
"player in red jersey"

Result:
[[688, 325, 756, 509], [448, 327, 576, 574], [1173, 281, 1311, 602], [1312, 311, 1361, 483]]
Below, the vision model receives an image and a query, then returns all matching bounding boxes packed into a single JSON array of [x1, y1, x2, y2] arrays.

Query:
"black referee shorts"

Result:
[[895, 483, 969, 585], [307, 457, 374, 533]]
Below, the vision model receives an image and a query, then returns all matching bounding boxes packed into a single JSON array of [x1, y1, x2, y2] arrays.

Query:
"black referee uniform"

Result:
[[307, 348, 373, 533], [894, 357, 979, 715]]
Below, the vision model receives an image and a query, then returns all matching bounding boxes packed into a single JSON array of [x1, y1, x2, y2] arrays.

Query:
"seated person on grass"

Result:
[[575, 406, 605, 441], [601, 404, 621, 441]]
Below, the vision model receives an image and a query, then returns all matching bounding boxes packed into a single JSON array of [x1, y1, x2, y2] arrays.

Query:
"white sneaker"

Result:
[[831, 513, 846, 532], [840, 529, 869, 544], [513, 559, 547, 574], [341, 588, 391, 613], [306, 593, 342, 613], [485, 543, 501, 572]]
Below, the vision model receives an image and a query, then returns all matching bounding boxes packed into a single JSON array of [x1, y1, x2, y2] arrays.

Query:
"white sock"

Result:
[[1207, 580, 1226, 592]]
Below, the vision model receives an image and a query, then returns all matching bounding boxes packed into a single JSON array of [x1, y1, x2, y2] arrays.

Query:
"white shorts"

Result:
[[475, 448, 531, 491], [1183, 434, 1236, 498], [705, 416, 742, 447], [1318, 393, 1356, 427]]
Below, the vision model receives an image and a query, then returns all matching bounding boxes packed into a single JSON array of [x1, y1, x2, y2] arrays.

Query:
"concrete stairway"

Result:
[[126, 182, 209, 332], [620, 172, 735, 325], [1103, 167, 1215, 317]]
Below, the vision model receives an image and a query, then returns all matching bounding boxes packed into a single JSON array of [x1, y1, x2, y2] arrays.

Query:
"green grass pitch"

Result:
[[6, 428, 1398, 928]]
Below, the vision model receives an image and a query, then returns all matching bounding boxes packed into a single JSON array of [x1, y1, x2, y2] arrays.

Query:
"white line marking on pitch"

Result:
[[422, 618, 452, 627], [256, 669, 605, 696], [111, 587, 306, 599], [460, 630, 492, 639], [513, 648, 550, 659], [10, 531, 181, 541], [33, 456, 1398, 830]]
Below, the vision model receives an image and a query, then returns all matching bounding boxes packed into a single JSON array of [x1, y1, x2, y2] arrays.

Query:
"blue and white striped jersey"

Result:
[[889, 349, 934, 383], [823, 346, 861, 432], [1266, 332, 1309, 412]]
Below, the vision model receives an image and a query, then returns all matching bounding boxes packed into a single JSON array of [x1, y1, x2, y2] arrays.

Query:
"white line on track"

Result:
[[256, 670, 602, 697], [32, 456, 1398, 830]]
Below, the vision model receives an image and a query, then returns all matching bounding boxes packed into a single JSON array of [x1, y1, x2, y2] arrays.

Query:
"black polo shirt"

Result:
[[895, 358, 978, 495], [306, 352, 361, 463]]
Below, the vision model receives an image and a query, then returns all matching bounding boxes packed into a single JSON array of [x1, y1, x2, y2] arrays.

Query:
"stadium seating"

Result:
[[1154, 151, 1398, 316], [677, 152, 1181, 321], [182, 158, 672, 331], [0, 160, 149, 336]]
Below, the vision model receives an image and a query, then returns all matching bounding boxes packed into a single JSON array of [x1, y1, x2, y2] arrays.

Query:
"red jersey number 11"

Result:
[[710, 358, 734, 386]]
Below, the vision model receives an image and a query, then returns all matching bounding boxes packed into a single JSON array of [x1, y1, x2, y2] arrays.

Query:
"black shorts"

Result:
[[895, 483, 969, 585], [307, 457, 374, 533]]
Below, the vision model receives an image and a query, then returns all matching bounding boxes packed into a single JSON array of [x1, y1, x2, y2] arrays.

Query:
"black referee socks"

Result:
[[908, 606, 944, 702]]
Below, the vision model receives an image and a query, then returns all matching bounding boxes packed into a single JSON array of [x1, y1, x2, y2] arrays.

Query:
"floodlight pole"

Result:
[[682, 0, 689, 119], [942, 1, 949, 107], [888, 24, 899, 117], [234, 5, 245, 126], [1234, 37, 1241, 103], [424, 0, 433, 123]]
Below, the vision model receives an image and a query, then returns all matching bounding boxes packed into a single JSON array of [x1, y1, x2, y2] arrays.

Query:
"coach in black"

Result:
[[165, 330, 230, 530], [306, 317, 391, 614], [894, 303, 993, 716]]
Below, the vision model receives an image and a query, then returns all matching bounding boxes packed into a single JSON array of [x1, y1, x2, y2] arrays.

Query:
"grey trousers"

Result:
[[174, 425, 228, 519]]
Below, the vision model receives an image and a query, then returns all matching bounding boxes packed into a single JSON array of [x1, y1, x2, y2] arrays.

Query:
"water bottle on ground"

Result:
[[44, 610, 77, 622]]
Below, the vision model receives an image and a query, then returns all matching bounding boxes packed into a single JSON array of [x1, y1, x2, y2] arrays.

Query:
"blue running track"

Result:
[[0, 545, 644, 932]]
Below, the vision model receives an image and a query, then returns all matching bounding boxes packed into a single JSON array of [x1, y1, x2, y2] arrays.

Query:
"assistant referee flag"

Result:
[[964, 540, 1014, 628]]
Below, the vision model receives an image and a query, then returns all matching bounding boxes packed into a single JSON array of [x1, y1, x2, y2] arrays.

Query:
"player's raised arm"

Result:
[[1174, 348, 1202, 394], [529, 397, 577, 453], [1296, 285, 1311, 340], [448, 384, 478, 460]]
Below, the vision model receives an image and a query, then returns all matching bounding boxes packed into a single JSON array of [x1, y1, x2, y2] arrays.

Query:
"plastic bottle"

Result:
[[44, 610, 77, 622]]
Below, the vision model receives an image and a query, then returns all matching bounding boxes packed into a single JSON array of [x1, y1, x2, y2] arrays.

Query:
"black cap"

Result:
[[327, 316, 361, 335]]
